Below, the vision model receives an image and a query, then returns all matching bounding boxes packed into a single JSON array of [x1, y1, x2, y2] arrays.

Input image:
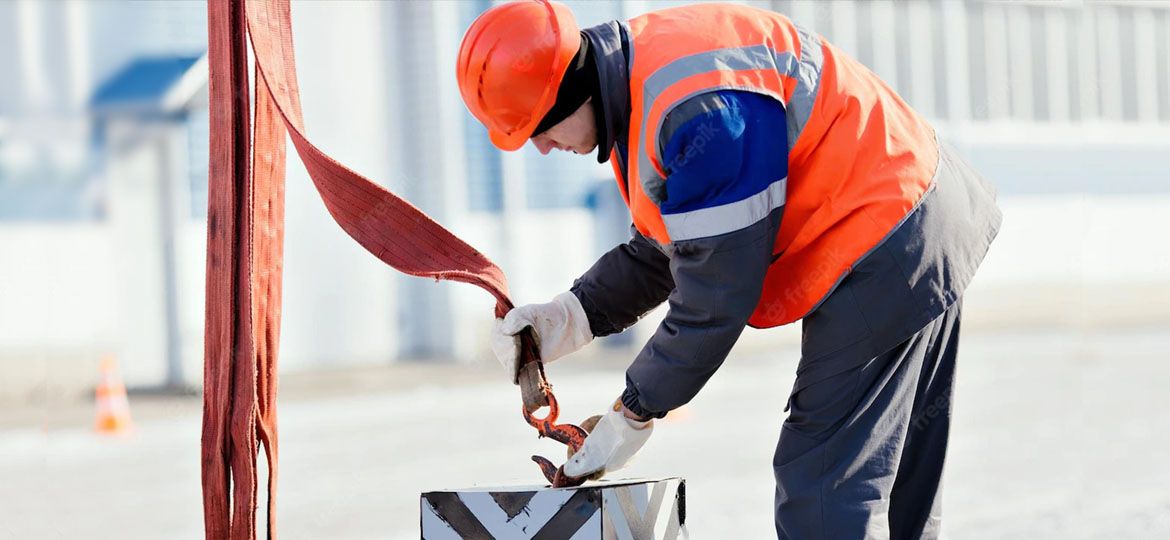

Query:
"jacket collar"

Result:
[[582, 21, 631, 164]]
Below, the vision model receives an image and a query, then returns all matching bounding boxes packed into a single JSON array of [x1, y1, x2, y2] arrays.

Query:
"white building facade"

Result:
[[0, 1, 1167, 401]]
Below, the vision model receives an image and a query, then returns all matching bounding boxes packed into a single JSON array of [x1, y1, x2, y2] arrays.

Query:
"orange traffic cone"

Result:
[[95, 356, 133, 434]]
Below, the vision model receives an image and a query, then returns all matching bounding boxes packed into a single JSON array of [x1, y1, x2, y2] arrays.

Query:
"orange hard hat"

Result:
[[456, 0, 581, 151]]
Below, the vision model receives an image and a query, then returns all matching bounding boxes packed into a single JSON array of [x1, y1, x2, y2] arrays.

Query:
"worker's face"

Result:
[[530, 98, 597, 156]]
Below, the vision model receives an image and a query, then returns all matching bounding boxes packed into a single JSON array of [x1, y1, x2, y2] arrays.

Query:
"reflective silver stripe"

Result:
[[788, 26, 823, 148], [632, 24, 824, 218], [661, 177, 787, 241], [637, 46, 796, 206], [642, 45, 798, 105]]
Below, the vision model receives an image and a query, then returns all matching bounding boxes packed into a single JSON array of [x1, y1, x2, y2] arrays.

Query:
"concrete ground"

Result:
[[2, 327, 1169, 539]]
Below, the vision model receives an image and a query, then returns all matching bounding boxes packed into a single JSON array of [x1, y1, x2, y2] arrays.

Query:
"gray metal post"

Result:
[[157, 127, 184, 388]]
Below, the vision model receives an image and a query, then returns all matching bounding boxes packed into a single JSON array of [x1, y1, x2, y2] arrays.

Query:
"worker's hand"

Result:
[[563, 400, 654, 479], [491, 291, 593, 383]]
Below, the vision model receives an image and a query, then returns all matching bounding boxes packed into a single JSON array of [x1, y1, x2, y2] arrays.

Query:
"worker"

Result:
[[459, 2, 1001, 538]]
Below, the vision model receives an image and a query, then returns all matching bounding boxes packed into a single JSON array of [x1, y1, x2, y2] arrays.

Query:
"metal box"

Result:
[[421, 477, 686, 539]]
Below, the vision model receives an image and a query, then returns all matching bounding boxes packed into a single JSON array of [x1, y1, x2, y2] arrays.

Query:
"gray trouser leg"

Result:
[[774, 300, 962, 540]]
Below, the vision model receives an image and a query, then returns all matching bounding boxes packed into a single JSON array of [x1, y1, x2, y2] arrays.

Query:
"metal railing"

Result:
[[771, 0, 1170, 124]]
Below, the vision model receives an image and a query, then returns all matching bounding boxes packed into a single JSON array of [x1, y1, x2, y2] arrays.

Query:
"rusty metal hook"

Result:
[[523, 388, 589, 487]]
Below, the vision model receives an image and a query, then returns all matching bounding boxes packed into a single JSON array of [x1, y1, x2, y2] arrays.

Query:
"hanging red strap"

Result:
[[240, 0, 552, 406], [203, 1, 549, 538], [204, 2, 265, 539]]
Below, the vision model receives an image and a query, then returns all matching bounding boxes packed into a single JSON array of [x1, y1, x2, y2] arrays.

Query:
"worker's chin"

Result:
[[573, 143, 598, 155]]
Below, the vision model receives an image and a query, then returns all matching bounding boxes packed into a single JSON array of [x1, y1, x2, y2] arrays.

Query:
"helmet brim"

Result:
[[489, 126, 530, 152]]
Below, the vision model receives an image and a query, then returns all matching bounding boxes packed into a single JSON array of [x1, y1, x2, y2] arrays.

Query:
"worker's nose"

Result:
[[532, 137, 554, 155]]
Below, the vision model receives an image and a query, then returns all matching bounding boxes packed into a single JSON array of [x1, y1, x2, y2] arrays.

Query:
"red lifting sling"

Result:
[[203, 1, 553, 537]]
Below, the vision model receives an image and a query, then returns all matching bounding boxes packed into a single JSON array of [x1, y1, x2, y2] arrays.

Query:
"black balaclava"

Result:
[[582, 21, 630, 164], [532, 33, 606, 149]]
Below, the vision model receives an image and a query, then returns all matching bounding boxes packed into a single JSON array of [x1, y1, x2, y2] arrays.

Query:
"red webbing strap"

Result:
[[203, 1, 546, 538], [242, 0, 548, 406], [251, 55, 286, 539], [204, 2, 259, 538], [240, 0, 551, 406]]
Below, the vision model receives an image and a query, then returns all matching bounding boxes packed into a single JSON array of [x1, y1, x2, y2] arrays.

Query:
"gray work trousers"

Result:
[[774, 299, 960, 539], [771, 140, 998, 539]]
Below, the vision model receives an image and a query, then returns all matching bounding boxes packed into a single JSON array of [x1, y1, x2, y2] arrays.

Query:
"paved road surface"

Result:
[[3, 328, 1168, 538]]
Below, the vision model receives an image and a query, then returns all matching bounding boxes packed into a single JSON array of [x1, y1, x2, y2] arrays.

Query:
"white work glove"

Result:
[[562, 400, 654, 479], [491, 291, 593, 383]]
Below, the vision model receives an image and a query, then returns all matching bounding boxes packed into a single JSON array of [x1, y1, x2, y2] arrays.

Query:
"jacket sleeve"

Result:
[[620, 90, 788, 419], [570, 227, 675, 337]]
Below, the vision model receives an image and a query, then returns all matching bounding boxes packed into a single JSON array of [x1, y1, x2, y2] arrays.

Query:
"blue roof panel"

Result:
[[90, 54, 203, 109]]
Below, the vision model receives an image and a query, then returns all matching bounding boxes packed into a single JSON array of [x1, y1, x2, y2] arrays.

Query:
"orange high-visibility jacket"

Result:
[[608, 4, 939, 328]]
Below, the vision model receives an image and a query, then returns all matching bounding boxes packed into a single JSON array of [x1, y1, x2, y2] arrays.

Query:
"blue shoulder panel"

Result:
[[657, 90, 788, 218]]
